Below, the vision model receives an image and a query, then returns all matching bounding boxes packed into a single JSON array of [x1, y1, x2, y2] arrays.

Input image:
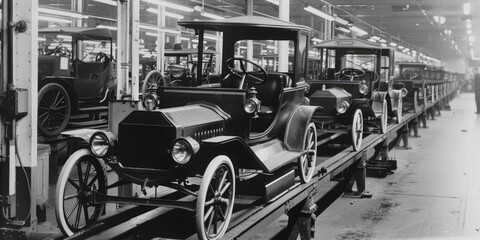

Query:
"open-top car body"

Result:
[[55, 16, 320, 240], [38, 28, 115, 136], [141, 47, 219, 96], [394, 62, 432, 112], [307, 39, 402, 151]]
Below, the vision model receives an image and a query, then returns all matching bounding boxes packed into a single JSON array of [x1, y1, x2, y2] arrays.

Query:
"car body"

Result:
[[306, 39, 402, 150], [141, 48, 219, 96], [55, 16, 320, 240], [38, 28, 115, 136], [394, 62, 431, 112]]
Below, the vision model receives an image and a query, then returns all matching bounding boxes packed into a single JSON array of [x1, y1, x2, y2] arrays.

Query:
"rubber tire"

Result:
[[38, 82, 71, 137], [351, 109, 363, 151], [298, 122, 317, 183], [55, 149, 107, 236], [196, 155, 235, 240]]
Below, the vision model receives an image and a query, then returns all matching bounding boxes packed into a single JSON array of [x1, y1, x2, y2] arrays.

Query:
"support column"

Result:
[[116, 1, 129, 99], [278, 0, 289, 72], [157, 3, 165, 75], [0, 0, 38, 229], [131, 0, 140, 100], [246, 0, 253, 70]]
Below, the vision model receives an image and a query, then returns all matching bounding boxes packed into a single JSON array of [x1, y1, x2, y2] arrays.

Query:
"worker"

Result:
[[474, 68, 480, 113]]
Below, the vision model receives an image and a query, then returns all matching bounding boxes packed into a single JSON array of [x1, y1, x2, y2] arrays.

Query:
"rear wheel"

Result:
[[55, 149, 107, 236], [38, 82, 71, 137], [351, 109, 363, 151], [196, 156, 235, 240], [298, 123, 317, 183]]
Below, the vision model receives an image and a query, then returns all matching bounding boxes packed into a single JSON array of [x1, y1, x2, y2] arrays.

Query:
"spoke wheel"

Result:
[[38, 83, 71, 137], [141, 70, 164, 97], [55, 149, 107, 236], [380, 100, 388, 134], [351, 109, 363, 151], [196, 156, 235, 240], [298, 123, 317, 183]]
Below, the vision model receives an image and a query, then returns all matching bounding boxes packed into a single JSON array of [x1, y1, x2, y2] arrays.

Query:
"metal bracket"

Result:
[[8, 20, 27, 33]]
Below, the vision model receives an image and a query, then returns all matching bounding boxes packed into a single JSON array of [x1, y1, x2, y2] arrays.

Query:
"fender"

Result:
[[284, 105, 321, 151], [198, 136, 269, 172], [371, 91, 392, 116], [62, 129, 108, 146]]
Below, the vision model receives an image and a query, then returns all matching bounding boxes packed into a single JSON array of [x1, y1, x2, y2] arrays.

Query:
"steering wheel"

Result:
[[224, 58, 268, 89], [48, 45, 71, 57], [338, 67, 365, 81], [95, 52, 110, 62]]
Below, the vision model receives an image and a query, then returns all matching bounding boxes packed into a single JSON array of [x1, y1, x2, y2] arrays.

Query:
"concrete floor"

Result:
[[314, 92, 480, 240]]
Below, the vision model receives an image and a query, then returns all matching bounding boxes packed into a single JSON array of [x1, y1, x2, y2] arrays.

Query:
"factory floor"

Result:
[[254, 92, 480, 240]]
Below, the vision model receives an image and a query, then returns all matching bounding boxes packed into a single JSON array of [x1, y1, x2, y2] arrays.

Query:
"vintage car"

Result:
[[394, 62, 432, 112], [141, 47, 218, 96], [55, 16, 320, 240], [38, 28, 115, 136], [307, 39, 403, 150]]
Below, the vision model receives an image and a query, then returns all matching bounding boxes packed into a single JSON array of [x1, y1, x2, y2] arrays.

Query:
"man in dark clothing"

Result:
[[474, 68, 480, 113]]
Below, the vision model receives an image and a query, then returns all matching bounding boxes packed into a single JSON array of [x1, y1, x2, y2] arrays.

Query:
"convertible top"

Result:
[[178, 15, 311, 33], [39, 27, 114, 40]]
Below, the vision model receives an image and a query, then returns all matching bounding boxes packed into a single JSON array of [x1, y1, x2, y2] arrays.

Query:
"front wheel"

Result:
[[351, 109, 363, 151], [196, 156, 235, 240], [298, 123, 317, 183], [55, 149, 107, 236], [38, 83, 71, 137]]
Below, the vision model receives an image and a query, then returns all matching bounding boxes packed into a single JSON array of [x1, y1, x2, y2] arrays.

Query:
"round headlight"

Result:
[[90, 132, 116, 158], [143, 93, 159, 111], [401, 88, 408, 97], [336, 101, 350, 114], [244, 98, 259, 114], [171, 137, 200, 164], [359, 84, 369, 95]]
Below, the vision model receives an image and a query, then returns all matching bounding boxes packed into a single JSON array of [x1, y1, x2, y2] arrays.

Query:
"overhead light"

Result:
[[142, 0, 194, 12], [303, 5, 335, 21], [204, 34, 219, 40], [336, 26, 351, 33], [389, 42, 398, 47], [349, 26, 367, 36], [469, 36, 476, 42], [463, 2, 471, 15], [467, 29, 472, 35], [371, 35, 381, 41], [433, 16, 446, 25], [398, 45, 405, 49], [466, 22, 472, 29], [39, 7, 87, 19], [379, 39, 387, 43], [145, 29, 181, 35], [265, 0, 279, 5], [38, 15, 71, 23], [444, 29, 451, 35], [94, 0, 117, 6], [146, 8, 185, 19], [96, 25, 117, 31], [312, 37, 323, 43], [367, 38, 376, 43], [380, 43, 387, 47], [334, 15, 349, 25], [38, 37, 47, 41]]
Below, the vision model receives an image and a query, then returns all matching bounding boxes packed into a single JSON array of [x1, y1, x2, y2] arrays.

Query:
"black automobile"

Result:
[[38, 28, 115, 136], [141, 48, 218, 96], [394, 62, 431, 112], [55, 16, 320, 240], [307, 39, 403, 151]]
